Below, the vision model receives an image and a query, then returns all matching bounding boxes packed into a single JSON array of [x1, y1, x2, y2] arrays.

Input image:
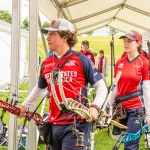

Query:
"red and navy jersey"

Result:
[[114, 54, 149, 110], [80, 50, 95, 64], [38, 50, 102, 124]]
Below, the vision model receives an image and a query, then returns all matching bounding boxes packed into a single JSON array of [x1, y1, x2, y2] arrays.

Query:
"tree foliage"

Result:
[[85, 31, 93, 36], [0, 10, 12, 23], [42, 21, 50, 28], [0, 10, 29, 30], [107, 27, 119, 35]]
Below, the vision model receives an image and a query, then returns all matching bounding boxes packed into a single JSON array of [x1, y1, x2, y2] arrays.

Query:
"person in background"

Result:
[[95, 50, 108, 84], [108, 30, 150, 150], [19, 18, 107, 150], [80, 40, 95, 64]]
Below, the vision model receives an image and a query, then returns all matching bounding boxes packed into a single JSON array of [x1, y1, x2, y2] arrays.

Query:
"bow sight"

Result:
[[72, 126, 85, 147]]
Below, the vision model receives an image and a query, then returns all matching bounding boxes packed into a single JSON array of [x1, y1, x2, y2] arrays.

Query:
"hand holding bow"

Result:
[[0, 100, 43, 125]]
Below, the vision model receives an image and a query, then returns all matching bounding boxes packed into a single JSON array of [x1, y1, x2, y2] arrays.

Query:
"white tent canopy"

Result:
[[38, 0, 150, 35]]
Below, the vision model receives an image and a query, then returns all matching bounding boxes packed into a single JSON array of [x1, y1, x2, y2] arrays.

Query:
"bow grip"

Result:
[[26, 111, 43, 124]]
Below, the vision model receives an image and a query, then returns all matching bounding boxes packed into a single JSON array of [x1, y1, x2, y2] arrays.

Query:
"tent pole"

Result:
[[8, 0, 20, 149]]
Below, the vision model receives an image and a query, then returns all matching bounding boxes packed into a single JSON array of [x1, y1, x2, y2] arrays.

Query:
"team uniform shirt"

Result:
[[121, 52, 127, 59], [38, 49, 102, 125], [80, 50, 95, 64], [121, 50, 150, 78], [114, 54, 149, 110]]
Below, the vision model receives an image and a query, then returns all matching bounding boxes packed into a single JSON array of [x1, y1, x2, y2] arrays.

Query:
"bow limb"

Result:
[[50, 73, 62, 110], [58, 70, 70, 110], [57, 71, 91, 119], [111, 120, 127, 129], [0, 100, 20, 115], [0, 100, 43, 125]]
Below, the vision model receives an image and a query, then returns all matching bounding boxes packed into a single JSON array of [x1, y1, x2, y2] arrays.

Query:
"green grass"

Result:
[[38, 35, 124, 64], [75, 35, 124, 64]]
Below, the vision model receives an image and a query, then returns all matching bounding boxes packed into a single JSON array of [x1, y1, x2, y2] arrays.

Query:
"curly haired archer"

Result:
[[58, 30, 78, 48]]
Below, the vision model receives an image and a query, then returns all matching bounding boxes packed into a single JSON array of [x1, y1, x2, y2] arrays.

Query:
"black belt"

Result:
[[116, 91, 142, 103]]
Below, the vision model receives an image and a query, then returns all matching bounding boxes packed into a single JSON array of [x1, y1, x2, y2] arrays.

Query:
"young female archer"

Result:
[[108, 30, 150, 150]]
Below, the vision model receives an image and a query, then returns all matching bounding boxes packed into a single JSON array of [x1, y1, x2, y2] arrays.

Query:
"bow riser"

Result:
[[68, 98, 91, 119], [26, 112, 43, 124]]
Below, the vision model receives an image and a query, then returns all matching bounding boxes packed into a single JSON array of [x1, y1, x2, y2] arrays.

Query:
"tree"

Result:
[[0, 10, 29, 31], [107, 27, 118, 35], [0, 10, 12, 23], [85, 31, 93, 36], [42, 21, 50, 28]]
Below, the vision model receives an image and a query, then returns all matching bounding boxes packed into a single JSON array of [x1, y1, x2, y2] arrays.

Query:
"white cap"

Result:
[[41, 18, 75, 33]]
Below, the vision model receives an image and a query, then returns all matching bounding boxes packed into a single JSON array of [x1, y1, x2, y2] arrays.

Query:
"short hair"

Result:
[[99, 50, 104, 54], [82, 40, 89, 45]]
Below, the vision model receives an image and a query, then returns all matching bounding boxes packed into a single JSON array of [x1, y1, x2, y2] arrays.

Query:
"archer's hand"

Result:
[[87, 107, 99, 122], [19, 106, 27, 118]]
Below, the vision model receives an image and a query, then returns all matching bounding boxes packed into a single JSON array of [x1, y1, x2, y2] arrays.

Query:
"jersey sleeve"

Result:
[[78, 54, 102, 85], [38, 63, 48, 89]]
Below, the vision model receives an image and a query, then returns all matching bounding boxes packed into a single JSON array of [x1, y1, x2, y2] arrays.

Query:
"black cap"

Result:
[[82, 40, 89, 45]]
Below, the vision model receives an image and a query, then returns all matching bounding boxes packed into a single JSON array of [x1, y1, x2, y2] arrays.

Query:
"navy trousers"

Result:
[[124, 108, 145, 150], [48, 122, 92, 150]]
